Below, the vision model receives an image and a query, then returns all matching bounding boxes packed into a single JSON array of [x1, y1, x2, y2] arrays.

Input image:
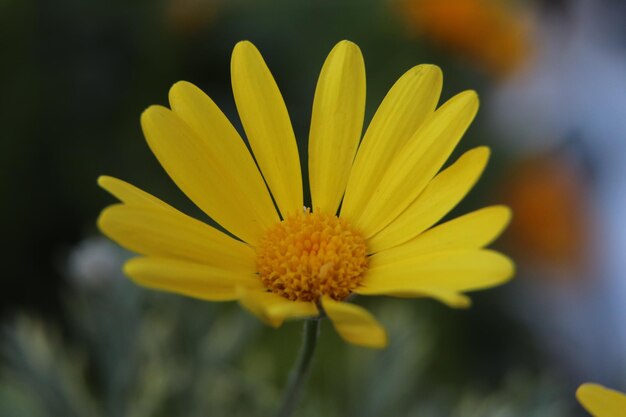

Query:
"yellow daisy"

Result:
[[577, 383, 626, 417], [98, 40, 514, 349]]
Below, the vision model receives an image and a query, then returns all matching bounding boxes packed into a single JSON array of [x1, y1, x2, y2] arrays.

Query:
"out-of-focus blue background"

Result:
[[2, 0, 626, 415]]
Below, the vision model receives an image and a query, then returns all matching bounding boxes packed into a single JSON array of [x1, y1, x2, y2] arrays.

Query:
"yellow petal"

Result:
[[356, 90, 479, 237], [356, 249, 514, 298], [231, 41, 303, 218], [309, 40, 366, 214], [321, 296, 387, 349], [359, 286, 471, 308], [372, 206, 511, 265], [369, 147, 490, 252], [577, 383, 626, 417], [98, 204, 256, 273], [124, 257, 264, 301], [97, 176, 171, 210], [141, 106, 275, 245], [238, 290, 318, 328], [168, 80, 279, 229], [412, 289, 472, 308], [341, 64, 442, 222]]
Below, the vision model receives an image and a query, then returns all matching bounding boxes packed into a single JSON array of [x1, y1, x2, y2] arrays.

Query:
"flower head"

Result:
[[98, 40, 514, 348], [577, 383, 626, 417]]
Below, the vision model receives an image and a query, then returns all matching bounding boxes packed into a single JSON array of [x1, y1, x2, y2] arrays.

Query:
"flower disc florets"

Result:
[[256, 210, 368, 302]]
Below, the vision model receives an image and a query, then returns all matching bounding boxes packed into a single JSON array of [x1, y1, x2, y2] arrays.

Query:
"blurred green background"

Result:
[[2, 0, 625, 415]]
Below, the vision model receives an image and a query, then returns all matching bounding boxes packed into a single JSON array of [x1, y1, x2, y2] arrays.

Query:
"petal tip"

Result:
[[96, 176, 125, 201], [499, 205, 514, 226], [576, 383, 592, 399], [425, 64, 444, 84], [422, 63, 443, 74], [122, 257, 142, 278], [330, 40, 363, 65], [169, 80, 197, 98], [334, 39, 360, 52], [95, 203, 124, 236], [95, 209, 108, 234], [365, 338, 388, 349], [474, 145, 491, 160], [97, 175, 112, 188], [233, 40, 258, 58], [373, 330, 389, 349], [168, 80, 207, 110], [171, 79, 193, 89], [453, 295, 473, 309], [462, 89, 480, 106], [235, 39, 254, 48], [140, 105, 167, 126], [140, 105, 174, 141], [410, 63, 443, 82], [462, 146, 491, 170], [501, 254, 516, 282], [442, 89, 479, 118], [464, 89, 479, 98], [484, 204, 514, 231]]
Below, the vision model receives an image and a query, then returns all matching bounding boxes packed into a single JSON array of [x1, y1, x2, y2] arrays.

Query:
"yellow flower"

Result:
[[577, 383, 626, 417], [98, 41, 514, 349]]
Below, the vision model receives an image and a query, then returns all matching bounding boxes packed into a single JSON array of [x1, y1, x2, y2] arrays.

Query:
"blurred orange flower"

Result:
[[397, 0, 532, 76], [501, 155, 590, 272]]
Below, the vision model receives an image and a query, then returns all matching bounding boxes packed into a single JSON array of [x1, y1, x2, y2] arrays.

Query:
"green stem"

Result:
[[275, 319, 320, 417]]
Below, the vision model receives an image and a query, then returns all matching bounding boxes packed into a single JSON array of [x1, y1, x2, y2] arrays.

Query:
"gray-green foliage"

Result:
[[0, 238, 573, 417], [0, 269, 268, 417]]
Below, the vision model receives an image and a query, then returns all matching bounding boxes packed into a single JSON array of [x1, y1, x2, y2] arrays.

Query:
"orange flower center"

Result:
[[256, 210, 368, 302]]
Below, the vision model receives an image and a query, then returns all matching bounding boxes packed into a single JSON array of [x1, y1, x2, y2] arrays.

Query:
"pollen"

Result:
[[256, 210, 369, 302]]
